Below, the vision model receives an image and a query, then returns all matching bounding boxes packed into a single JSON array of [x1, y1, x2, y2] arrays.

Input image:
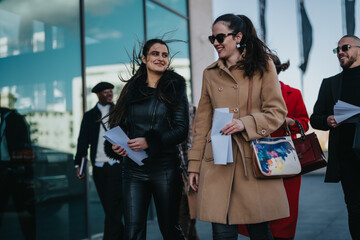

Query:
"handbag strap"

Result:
[[246, 78, 289, 136], [294, 119, 306, 140], [247, 78, 253, 115]]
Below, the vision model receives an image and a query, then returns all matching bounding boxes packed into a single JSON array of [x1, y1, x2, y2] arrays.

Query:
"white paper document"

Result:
[[103, 126, 148, 166], [334, 100, 360, 123], [211, 108, 234, 165]]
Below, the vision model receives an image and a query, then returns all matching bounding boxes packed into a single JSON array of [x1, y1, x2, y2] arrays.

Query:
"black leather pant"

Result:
[[122, 159, 185, 240], [212, 221, 273, 240]]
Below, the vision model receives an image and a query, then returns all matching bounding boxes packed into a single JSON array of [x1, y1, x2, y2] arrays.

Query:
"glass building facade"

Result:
[[0, 0, 191, 239]]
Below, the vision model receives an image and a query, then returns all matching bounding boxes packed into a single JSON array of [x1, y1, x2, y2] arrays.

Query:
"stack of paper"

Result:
[[103, 126, 148, 166], [211, 108, 234, 165]]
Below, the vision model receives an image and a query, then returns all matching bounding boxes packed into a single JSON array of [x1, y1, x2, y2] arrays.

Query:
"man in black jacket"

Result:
[[74, 82, 124, 240], [310, 34, 360, 239]]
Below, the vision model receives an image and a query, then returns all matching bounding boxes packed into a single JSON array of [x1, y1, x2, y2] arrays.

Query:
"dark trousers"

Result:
[[341, 169, 360, 240], [178, 189, 199, 240], [122, 163, 185, 240], [93, 163, 124, 240], [212, 221, 273, 240], [338, 125, 360, 240]]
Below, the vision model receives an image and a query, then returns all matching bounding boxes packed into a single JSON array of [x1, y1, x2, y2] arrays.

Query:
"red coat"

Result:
[[239, 81, 309, 238]]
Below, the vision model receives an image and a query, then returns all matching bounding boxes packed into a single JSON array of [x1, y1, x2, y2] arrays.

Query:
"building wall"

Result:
[[189, 0, 215, 106]]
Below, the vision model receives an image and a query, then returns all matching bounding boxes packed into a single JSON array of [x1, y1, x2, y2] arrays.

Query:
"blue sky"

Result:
[[212, 0, 360, 113]]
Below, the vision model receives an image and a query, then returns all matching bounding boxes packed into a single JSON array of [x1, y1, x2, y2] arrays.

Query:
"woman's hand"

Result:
[[285, 117, 295, 127], [127, 137, 148, 151], [189, 172, 199, 192], [112, 144, 128, 157], [221, 118, 245, 135]]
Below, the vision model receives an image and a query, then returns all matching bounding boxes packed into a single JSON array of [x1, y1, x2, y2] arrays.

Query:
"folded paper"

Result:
[[211, 108, 234, 165], [103, 126, 148, 166], [334, 100, 360, 123]]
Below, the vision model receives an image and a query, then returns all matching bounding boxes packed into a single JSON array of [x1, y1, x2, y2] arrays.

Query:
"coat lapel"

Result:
[[331, 74, 342, 102]]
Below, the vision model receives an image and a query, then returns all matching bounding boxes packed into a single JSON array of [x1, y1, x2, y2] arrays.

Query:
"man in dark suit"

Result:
[[74, 82, 124, 240], [310, 34, 360, 239]]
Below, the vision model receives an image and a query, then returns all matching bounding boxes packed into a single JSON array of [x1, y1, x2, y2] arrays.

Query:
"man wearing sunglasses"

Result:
[[310, 34, 360, 240]]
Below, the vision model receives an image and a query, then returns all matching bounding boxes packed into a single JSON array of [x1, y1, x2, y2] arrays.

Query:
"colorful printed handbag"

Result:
[[252, 134, 301, 178]]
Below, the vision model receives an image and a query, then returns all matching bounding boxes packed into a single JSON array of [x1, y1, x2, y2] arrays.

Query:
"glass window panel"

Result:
[[0, 0, 86, 239], [85, 1, 145, 66], [84, 1, 144, 237], [146, 0, 192, 102], [153, 0, 187, 17]]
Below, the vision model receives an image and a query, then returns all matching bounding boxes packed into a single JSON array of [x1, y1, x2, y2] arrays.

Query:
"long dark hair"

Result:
[[213, 14, 271, 78], [108, 39, 170, 128]]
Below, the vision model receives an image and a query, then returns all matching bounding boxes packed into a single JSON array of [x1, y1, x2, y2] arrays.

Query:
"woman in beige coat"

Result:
[[188, 14, 289, 240]]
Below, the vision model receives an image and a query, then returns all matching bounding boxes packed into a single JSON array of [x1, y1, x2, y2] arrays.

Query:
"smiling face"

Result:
[[337, 37, 360, 69], [97, 88, 113, 105], [211, 21, 242, 66], [142, 43, 169, 74]]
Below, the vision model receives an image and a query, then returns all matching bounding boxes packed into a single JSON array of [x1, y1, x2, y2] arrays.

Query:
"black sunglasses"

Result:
[[333, 44, 360, 54], [208, 32, 237, 44]]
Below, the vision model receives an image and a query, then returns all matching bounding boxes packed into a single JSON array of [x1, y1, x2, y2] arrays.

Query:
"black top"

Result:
[[340, 65, 360, 107]]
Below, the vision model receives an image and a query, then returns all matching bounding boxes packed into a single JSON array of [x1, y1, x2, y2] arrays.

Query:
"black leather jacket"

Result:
[[105, 70, 189, 166]]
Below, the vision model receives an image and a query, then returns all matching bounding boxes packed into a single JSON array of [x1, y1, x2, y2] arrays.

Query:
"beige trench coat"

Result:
[[188, 59, 290, 225]]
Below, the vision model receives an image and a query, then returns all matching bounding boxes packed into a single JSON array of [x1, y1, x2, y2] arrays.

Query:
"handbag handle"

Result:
[[294, 119, 306, 140]]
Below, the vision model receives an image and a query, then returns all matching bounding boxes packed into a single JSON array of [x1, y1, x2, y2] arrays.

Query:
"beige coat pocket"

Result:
[[203, 139, 214, 161]]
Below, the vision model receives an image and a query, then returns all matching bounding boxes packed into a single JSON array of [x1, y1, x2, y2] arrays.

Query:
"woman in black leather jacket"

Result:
[[105, 39, 189, 240]]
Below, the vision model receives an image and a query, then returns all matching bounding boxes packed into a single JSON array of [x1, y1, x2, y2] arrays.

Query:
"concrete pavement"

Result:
[[146, 171, 351, 240]]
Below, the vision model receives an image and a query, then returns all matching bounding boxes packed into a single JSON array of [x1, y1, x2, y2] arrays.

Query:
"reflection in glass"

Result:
[[84, 0, 145, 237], [146, 0, 192, 102], [152, 0, 188, 17], [0, 0, 86, 239]]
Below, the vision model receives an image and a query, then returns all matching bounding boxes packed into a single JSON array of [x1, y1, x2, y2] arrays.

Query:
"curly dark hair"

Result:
[[213, 14, 271, 78], [269, 53, 290, 75]]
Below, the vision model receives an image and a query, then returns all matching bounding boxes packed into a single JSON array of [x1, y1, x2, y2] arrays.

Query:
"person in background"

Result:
[[238, 54, 309, 240], [0, 107, 35, 240], [188, 14, 289, 240], [310, 34, 360, 239], [105, 38, 188, 240], [74, 82, 124, 240], [178, 105, 199, 240]]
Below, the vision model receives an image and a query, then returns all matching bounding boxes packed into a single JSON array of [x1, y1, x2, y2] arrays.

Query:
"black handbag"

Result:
[[292, 120, 327, 174]]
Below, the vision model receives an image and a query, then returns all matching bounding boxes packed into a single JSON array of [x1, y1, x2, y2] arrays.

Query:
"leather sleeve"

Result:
[[145, 93, 189, 155], [162, 93, 189, 146]]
